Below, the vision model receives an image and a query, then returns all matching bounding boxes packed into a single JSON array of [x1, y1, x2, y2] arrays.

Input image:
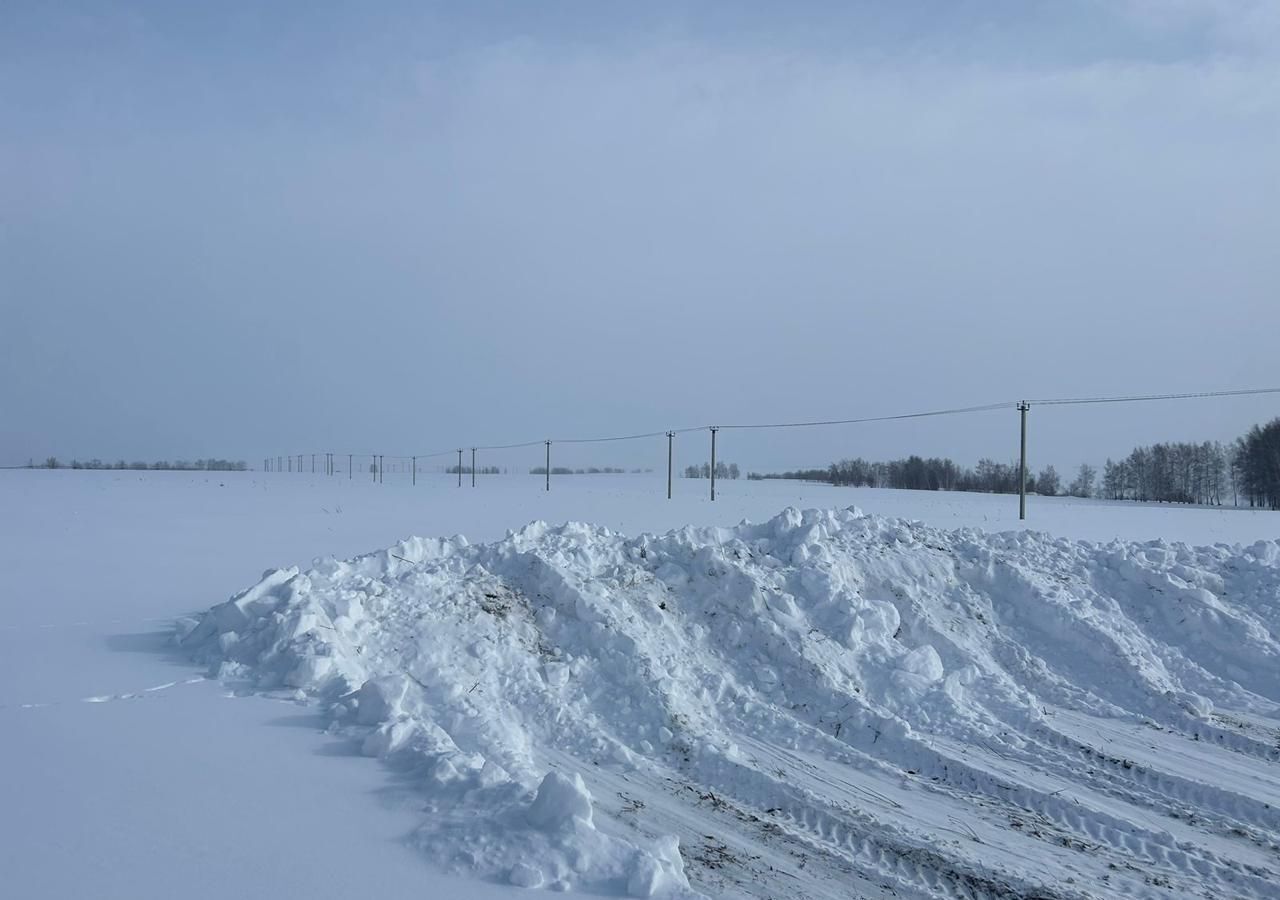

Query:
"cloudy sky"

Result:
[[2, 1, 1277, 473]]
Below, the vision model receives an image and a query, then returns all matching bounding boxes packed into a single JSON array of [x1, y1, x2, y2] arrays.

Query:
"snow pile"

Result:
[[180, 507, 1280, 899]]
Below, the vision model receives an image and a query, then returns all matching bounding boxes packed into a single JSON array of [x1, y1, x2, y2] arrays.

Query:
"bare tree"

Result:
[[1069, 463, 1096, 498], [1037, 465, 1060, 496]]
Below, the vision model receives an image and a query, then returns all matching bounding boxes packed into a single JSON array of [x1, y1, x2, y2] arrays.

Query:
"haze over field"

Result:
[[3, 6, 1280, 899], [3, 1, 1278, 470]]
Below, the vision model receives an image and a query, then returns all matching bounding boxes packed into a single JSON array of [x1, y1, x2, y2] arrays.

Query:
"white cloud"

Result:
[[1110, 0, 1280, 54]]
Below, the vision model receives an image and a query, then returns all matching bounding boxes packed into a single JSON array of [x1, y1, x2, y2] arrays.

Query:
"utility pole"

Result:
[[412, 456, 416, 485], [348, 453, 352, 479], [471, 448, 476, 487], [710, 426, 718, 501], [1018, 401, 1030, 521], [457, 450, 462, 487], [379, 455, 383, 483], [666, 432, 674, 500], [545, 441, 551, 492], [311, 454, 315, 474]]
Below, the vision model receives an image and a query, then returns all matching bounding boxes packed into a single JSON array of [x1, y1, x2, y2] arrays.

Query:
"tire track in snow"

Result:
[[0, 615, 182, 632], [0, 677, 207, 712]]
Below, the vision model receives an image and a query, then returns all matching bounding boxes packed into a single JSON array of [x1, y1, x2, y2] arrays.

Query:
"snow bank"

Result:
[[182, 507, 1280, 899]]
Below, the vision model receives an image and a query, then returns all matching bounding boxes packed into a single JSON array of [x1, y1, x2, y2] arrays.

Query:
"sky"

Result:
[[2, 1, 1278, 474]]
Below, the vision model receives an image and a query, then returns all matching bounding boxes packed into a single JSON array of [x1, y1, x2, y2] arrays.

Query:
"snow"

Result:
[[3, 469, 1278, 899]]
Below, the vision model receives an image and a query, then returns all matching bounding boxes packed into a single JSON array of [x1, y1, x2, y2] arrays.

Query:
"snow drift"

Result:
[[180, 506, 1280, 899]]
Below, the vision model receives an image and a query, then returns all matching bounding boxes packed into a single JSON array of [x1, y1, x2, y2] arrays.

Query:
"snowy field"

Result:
[[3, 470, 1278, 899]]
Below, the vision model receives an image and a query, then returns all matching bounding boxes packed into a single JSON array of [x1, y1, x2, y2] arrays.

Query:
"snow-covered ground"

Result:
[[3, 470, 1278, 898]]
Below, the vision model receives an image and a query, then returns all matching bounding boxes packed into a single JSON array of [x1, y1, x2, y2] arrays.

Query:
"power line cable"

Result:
[[1030, 387, 1280, 406], [717, 401, 1016, 431], [267, 385, 1279, 466], [557, 425, 706, 445], [472, 439, 546, 452]]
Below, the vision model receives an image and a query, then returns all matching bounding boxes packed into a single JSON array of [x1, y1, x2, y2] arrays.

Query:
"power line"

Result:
[[265, 384, 1278, 466], [420, 404, 1017, 457], [466, 426, 705, 453], [717, 401, 1015, 431], [473, 439, 545, 452], [1030, 387, 1280, 407], [556, 425, 706, 445]]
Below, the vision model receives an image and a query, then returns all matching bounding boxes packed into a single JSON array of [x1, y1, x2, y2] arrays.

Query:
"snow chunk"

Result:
[[526, 771, 594, 831], [508, 862, 544, 888], [356, 675, 415, 725], [361, 717, 418, 758], [543, 662, 570, 688], [211, 567, 299, 632], [627, 854, 662, 897], [900, 645, 945, 683]]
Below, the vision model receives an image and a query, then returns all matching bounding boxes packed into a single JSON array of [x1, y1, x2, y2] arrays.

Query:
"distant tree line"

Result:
[[1236, 419, 1280, 509], [750, 455, 1098, 498], [684, 462, 740, 480], [749, 457, 1053, 495], [528, 466, 652, 475], [750, 455, 1127, 501], [35, 458, 247, 471], [747, 460, 1080, 496], [1102, 421, 1280, 509], [1100, 443, 1227, 505], [746, 416, 1280, 509]]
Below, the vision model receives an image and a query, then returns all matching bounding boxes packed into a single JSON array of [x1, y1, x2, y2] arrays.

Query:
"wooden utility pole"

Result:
[[666, 432, 674, 500], [457, 450, 462, 487], [412, 456, 416, 485], [1018, 401, 1030, 520], [710, 427, 718, 501], [545, 441, 551, 491], [471, 448, 476, 487]]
